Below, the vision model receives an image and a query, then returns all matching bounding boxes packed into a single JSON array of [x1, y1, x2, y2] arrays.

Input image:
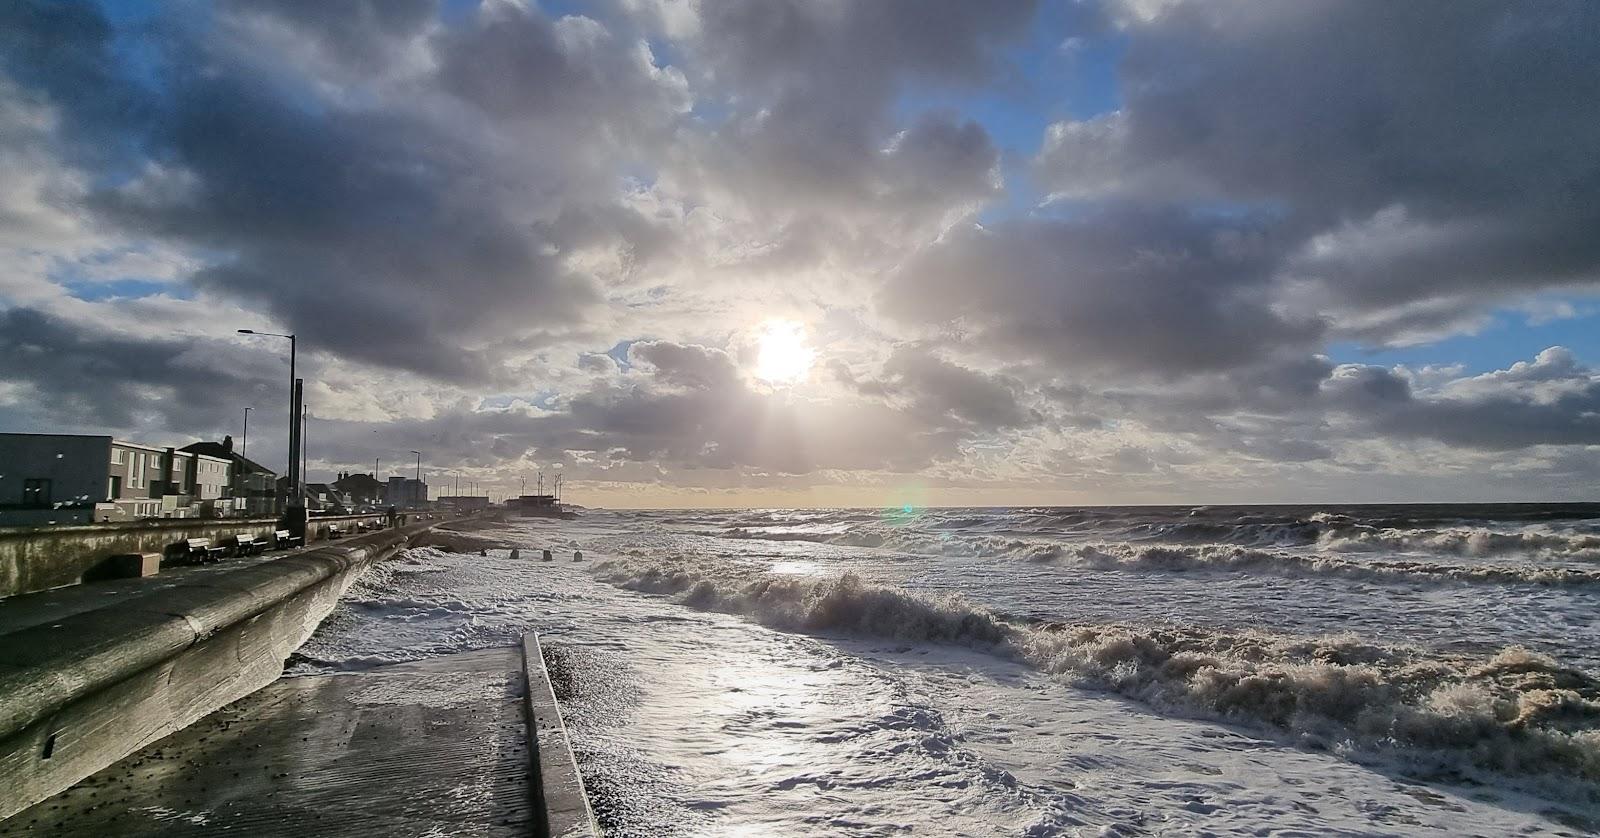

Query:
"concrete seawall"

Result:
[[0, 523, 430, 820], [524, 633, 598, 838], [0, 512, 405, 598]]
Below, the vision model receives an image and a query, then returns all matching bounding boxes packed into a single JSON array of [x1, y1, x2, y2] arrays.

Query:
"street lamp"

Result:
[[410, 450, 422, 505], [242, 406, 251, 458], [237, 329, 299, 504]]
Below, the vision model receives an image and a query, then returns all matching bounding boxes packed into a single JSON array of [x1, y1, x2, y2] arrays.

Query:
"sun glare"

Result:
[[755, 320, 815, 384]]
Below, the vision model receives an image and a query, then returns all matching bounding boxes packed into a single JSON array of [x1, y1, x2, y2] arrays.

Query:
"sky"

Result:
[[0, 0, 1598, 508]]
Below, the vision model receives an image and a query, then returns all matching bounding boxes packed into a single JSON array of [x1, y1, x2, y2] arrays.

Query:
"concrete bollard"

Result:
[[573, 550, 583, 562], [541, 549, 553, 561], [510, 548, 520, 561], [108, 552, 162, 579]]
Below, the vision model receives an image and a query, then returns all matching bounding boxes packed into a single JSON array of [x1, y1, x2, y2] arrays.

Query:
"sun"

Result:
[[754, 319, 816, 384]]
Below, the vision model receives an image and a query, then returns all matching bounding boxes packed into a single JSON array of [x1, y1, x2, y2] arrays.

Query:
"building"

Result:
[[304, 483, 351, 513], [385, 476, 429, 509], [0, 433, 232, 525], [180, 436, 278, 516], [332, 471, 384, 508], [437, 495, 491, 513], [273, 478, 350, 513]]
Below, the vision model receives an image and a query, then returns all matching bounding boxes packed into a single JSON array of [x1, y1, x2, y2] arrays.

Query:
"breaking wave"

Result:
[[1316, 526, 1600, 559], [594, 557, 1600, 789], [714, 526, 1600, 587], [1056, 543, 1600, 587]]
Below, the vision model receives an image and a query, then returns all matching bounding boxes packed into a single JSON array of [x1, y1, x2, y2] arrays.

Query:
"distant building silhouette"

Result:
[[386, 476, 429, 509]]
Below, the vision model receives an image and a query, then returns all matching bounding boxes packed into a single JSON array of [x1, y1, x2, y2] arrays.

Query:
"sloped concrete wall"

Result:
[[0, 525, 428, 820]]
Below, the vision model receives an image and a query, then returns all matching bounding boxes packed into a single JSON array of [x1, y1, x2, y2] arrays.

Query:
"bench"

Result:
[[233, 534, 267, 556], [355, 520, 377, 532], [325, 523, 346, 539], [179, 538, 226, 564], [273, 529, 304, 550]]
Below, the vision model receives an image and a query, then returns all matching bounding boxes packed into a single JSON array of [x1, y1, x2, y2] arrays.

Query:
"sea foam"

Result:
[[595, 556, 1600, 790]]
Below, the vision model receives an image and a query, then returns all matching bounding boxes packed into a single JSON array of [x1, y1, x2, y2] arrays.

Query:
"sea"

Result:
[[290, 504, 1600, 836]]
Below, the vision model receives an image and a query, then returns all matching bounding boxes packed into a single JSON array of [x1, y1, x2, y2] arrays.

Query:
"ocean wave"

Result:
[[594, 557, 1600, 787], [1317, 527, 1600, 559], [713, 525, 1600, 586], [715, 526, 1066, 561], [1058, 543, 1600, 587]]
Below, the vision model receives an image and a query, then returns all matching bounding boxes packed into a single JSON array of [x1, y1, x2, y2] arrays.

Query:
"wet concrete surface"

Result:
[[3, 646, 533, 836]]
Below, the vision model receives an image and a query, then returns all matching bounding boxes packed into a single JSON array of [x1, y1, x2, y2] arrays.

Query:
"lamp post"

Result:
[[237, 329, 298, 504], [410, 450, 422, 506], [242, 407, 251, 458]]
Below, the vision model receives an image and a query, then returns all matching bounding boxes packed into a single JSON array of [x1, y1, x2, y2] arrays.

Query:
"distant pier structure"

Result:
[[505, 494, 569, 518]]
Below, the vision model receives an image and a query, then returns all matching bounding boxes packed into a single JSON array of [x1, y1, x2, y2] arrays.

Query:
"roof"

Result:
[[179, 441, 275, 475]]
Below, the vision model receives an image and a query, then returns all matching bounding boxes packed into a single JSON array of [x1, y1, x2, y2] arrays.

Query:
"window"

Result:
[[22, 478, 51, 508]]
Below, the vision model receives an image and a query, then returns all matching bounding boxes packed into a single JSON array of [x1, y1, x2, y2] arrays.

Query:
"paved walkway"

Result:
[[0, 545, 327, 636], [2, 647, 535, 836]]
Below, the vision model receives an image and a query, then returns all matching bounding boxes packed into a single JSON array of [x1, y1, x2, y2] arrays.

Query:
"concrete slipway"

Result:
[[0, 524, 595, 837]]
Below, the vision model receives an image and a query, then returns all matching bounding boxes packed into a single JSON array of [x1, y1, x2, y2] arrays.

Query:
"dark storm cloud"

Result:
[[1098, 347, 1600, 457], [0, 307, 266, 432], [218, 0, 437, 74], [1, 0, 683, 381], [1320, 352, 1600, 451], [881, 208, 1322, 375], [668, 0, 1028, 230], [838, 347, 1039, 431], [1038, 0, 1600, 335]]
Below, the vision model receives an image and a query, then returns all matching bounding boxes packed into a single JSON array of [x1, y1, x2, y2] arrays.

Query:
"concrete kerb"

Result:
[[522, 632, 599, 838], [0, 521, 435, 821]]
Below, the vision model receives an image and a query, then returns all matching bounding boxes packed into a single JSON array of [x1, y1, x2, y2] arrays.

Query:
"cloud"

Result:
[[1, 0, 1597, 503], [880, 209, 1322, 375], [1036, 0, 1600, 343], [0, 307, 256, 432], [1321, 349, 1600, 450], [3, 0, 684, 382]]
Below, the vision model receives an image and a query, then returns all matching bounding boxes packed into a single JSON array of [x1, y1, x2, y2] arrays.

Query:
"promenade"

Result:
[[0, 522, 594, 837]]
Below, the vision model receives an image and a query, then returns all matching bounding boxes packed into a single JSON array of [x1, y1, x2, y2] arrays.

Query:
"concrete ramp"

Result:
[[3, 646, 537, 836]]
